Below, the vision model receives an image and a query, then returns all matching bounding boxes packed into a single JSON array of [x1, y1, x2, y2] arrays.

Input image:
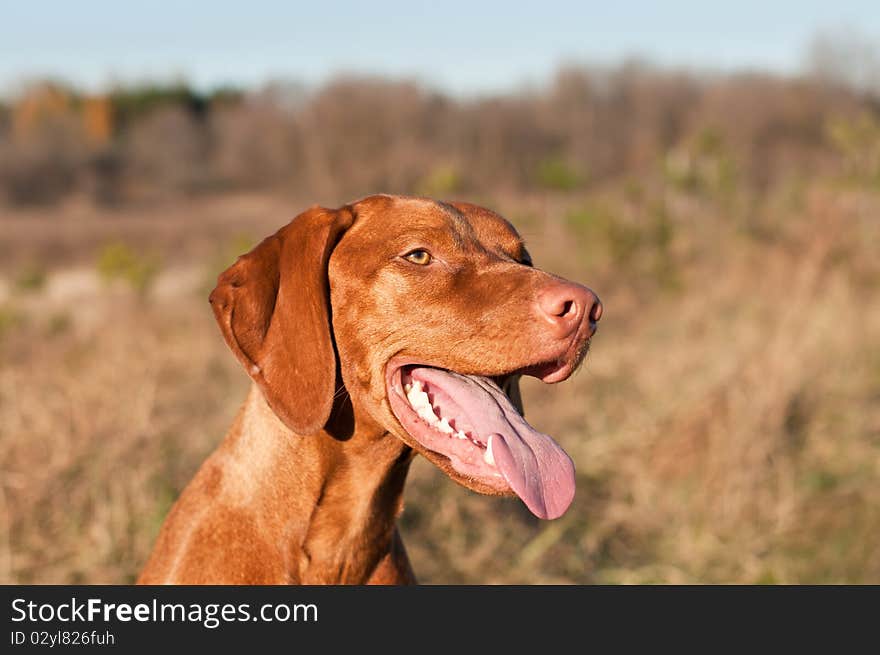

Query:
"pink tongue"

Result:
[[411, 368, 576, 519]]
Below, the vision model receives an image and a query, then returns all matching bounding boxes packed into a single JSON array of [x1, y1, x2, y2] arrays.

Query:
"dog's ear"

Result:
[[502, 375, 524, 417], [209, 205, 355, 435]]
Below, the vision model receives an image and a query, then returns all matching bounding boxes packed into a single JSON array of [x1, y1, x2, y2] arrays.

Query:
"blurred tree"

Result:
[[1, 82, 87, 204], [82, 95, 114, 147], [0, 66, 873, 207], [125, 105, 208, 196], [807, 28, 880, 98], [11, 82, 73, 143]]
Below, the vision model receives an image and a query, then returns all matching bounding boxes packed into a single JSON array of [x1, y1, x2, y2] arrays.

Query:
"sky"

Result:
[[1, 0, 878, 96]]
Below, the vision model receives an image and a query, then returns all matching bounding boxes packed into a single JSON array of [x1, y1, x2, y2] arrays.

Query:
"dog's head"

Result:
[[210, 195, 601, 519]]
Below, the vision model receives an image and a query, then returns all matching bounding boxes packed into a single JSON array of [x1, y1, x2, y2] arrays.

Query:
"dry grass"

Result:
[[0, 183, 878, 584]]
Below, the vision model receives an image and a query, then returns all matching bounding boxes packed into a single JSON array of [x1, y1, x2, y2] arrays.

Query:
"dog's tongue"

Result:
[[410, 368, 576, 519]]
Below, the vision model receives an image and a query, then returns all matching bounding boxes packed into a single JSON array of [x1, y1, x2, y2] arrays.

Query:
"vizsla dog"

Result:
[[139, 194, 601, 584]]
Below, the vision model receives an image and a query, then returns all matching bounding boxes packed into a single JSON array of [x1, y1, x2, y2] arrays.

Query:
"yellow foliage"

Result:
[[83, 95, 114, 146], [11, 83, 72, 142]]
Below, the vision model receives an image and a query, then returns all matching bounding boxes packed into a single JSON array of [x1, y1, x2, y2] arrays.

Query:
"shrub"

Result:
[[96, 242, 160, 295], [535, 157, 583, 191]]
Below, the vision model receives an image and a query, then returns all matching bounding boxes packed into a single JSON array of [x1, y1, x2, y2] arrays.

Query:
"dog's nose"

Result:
[[536, 282, 602, 338]]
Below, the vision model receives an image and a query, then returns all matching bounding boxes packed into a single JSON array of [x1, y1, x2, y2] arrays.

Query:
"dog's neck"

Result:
[[218, 384, 412, 584]]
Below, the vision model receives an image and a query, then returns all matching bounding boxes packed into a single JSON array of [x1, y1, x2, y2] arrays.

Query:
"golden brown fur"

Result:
[[138, 194, 599, 584]]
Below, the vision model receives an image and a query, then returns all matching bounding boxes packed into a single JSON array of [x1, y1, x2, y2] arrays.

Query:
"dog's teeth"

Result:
[[437, 417, 453, 434], [417, 405, 438, 423], [406, 383, 431, 411], [455, 430, 467, 440], [404, 383, 412, 393], [484, 435, 496, 466]]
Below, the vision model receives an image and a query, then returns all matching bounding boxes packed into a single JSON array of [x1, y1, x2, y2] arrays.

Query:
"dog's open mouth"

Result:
[[386, 362, 575, 520]]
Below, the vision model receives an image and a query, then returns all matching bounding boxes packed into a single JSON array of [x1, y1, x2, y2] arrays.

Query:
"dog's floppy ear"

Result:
[[209, 205, 355, 435]]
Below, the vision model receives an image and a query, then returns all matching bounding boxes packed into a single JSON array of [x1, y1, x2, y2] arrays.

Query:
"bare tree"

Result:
[[807, 27, 880, 98]]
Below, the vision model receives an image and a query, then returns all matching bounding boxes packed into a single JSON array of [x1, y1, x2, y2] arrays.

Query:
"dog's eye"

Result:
[[403, 249, 432, 265]]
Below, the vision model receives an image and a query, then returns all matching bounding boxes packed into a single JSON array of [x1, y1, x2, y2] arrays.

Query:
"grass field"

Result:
[[2, 176, 877, 583]]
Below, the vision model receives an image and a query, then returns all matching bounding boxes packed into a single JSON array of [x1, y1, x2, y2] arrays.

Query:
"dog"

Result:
[[138, 194, 601, 584]]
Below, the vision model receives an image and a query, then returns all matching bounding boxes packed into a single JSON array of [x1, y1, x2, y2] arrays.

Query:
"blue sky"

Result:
[[1, 1, 878, 95]]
